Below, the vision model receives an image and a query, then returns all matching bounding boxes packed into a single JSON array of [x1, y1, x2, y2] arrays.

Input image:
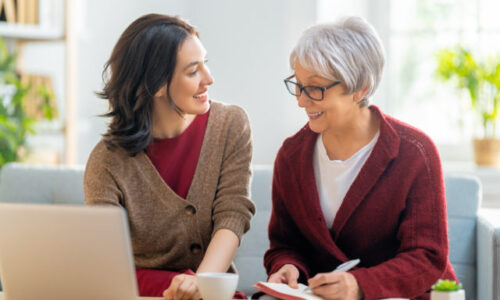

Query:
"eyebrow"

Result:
[[294, 74, 323, 84], [182, 50, 208, 71], [308, 74, 326, 80], [183, 61, 201, 71]]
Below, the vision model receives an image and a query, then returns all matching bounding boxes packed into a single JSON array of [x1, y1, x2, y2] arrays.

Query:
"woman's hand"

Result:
[[307, 271, 363, 300], [267, 264, 300, 289], [163, 274, 201, 300]]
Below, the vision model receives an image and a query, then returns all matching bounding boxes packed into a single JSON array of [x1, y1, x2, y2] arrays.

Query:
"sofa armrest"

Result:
[[477, 208, 500, 300]]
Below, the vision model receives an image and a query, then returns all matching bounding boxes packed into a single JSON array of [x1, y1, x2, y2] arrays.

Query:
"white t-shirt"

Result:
[[313, 131, 380, 229]]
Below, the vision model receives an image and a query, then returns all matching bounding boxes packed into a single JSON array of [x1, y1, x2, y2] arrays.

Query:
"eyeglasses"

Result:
[[284, 75, 341, 101]]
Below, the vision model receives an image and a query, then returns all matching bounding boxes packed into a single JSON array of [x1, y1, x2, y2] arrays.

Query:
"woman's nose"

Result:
[[297, 92, 311, 108], [202, 67, 214, 86]]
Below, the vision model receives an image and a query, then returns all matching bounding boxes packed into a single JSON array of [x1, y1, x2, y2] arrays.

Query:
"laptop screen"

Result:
[[0, 203, 139, 300]]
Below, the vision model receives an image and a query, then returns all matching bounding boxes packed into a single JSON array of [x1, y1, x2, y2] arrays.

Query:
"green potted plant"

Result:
[[0, 37, 55, 168], [430, 279, 464, 300], [436, 46, 500, 166]]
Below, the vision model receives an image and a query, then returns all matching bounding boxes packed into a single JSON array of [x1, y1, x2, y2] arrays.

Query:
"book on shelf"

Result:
[[26, 0, 38, 25], [0, 0, 17, 23], [16, 0, 25, 23], [253, 282, 323, 300], [0, 0, 38, 24]]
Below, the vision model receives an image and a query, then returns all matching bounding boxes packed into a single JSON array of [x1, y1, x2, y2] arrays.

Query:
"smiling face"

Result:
[[156, 35, 214, 115], [294, 61, 365, 134]]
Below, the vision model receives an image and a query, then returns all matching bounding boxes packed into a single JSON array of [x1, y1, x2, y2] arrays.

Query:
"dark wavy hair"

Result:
[[97, 14, 199, 156]]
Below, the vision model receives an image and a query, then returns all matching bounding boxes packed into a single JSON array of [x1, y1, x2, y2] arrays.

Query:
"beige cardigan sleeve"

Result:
[[211, 105, 255, 242], [83, 142, 123, 207]]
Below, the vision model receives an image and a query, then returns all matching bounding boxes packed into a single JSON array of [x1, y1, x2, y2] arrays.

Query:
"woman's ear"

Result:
[[154, 85, 167, 98], [353, 87, 368, 103]]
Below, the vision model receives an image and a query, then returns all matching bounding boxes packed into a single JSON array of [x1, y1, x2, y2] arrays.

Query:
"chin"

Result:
[[308, 121, 325, 134], [198, 100, 211, 114], [186, 100, 210, 115]]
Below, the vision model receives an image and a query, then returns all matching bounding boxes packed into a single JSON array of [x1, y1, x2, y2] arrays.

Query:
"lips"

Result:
[[194, 90, 208, 103], [307, 111, 323, 120]]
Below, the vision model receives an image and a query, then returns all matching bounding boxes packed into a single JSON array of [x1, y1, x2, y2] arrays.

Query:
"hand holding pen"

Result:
[[306, 258, 362, 299]]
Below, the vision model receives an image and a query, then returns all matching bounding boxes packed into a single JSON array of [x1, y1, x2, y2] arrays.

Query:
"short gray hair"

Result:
[[290, 16, 385, 107]]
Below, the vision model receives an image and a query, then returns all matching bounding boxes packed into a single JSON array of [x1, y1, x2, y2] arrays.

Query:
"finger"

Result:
[[308, 273, 325, 289], [163, 287, 174, 300], [193, 290, 202, 300], [308, 273, 341, 289], [170, 277, 186, 300], [284, 269, 299, 289], [312, 282, 340, 299], [268, 273, 285, 284], [182, 280, 197, 300], [176, 278, 194, 300]]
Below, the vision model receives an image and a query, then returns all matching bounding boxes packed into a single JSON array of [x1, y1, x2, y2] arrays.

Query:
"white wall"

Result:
[[183, 0, 316, 165], [74, 0, 188, 164], [74, 0, 317, 165], [18, 1, 395, 165]]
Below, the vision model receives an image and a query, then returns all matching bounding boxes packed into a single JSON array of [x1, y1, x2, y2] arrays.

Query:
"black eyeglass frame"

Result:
[[283, 74, 342, 101]]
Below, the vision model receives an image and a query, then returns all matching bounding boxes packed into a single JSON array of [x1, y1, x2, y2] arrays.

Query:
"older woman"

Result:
[[264, 17, 457, 300]]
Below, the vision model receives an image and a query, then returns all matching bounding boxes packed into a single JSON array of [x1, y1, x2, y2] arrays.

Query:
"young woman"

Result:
[[84, 14, 254, 300], [264, 17, 457, 300]]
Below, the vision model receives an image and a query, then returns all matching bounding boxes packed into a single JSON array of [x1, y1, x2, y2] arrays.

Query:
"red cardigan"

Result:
[[264, 106, 457, 300]]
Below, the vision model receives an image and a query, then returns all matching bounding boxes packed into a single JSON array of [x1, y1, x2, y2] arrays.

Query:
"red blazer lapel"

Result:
[[296, 126, 350, 262], [331, 106, 401, 239]]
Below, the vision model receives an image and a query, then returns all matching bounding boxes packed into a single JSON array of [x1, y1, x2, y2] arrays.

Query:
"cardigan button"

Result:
[[185, 205, 196, 216], [190, 243, 202, 254]]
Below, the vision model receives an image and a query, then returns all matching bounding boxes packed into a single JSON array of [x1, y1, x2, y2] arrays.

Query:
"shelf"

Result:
[[0, 22, 63, 40]]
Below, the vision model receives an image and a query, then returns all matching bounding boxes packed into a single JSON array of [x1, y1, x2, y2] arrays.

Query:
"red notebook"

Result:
[[253, 282, 323, 300]]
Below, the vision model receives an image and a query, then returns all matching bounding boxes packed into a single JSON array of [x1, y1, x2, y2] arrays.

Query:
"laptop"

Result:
[[0, 203, 140, 300]]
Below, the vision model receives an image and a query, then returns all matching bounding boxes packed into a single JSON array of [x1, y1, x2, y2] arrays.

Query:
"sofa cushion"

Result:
[[0, 163, 85, 205]]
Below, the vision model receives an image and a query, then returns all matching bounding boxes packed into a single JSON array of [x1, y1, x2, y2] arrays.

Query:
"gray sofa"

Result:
[[0, 162, 499, 299]]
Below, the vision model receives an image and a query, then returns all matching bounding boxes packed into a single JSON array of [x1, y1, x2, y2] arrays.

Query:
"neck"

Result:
[[322, 108, 379, 161], [151, 102, 196, 139]]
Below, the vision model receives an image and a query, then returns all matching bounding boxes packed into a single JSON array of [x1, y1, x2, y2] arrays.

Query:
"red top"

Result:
[[264, 105, 457, 300], [146, 111, 209, 198]]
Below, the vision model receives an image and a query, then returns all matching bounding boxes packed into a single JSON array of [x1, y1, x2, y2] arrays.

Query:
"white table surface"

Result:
[[0, 293, 162, 300]]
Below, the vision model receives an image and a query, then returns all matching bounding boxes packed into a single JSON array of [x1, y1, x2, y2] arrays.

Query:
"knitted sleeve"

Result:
[[263, 147, 312, 281], [211, 105, 255, 242], [83, 142, 123, 207]]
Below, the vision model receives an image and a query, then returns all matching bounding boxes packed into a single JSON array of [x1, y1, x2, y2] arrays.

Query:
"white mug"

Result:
[[196, 272, 239, 300]]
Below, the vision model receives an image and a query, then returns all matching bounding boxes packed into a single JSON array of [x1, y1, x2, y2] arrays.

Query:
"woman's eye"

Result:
[[189, 69, 198, 76]]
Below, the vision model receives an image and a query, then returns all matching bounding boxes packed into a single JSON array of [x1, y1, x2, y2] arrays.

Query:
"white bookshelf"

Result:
[[0, 0, 64, 40], [0, 22, 63, 39], [0, 0, 68, 165]]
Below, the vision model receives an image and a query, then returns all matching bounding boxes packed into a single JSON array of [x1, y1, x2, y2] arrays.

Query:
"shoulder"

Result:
[[381, 114, 442, 173], [210, 100, 250, 123], [209, 100, 251, 135], [85, 139, 132, 173], [277, 124, 315, 161], [387, 115, 439, 157]]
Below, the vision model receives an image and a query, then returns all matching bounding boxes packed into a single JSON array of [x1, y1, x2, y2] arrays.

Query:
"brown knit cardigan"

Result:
[[84, 101, 255, 271]]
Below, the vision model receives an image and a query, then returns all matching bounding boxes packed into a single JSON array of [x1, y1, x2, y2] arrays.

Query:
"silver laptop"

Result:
[[0, 203, 139, 300]]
